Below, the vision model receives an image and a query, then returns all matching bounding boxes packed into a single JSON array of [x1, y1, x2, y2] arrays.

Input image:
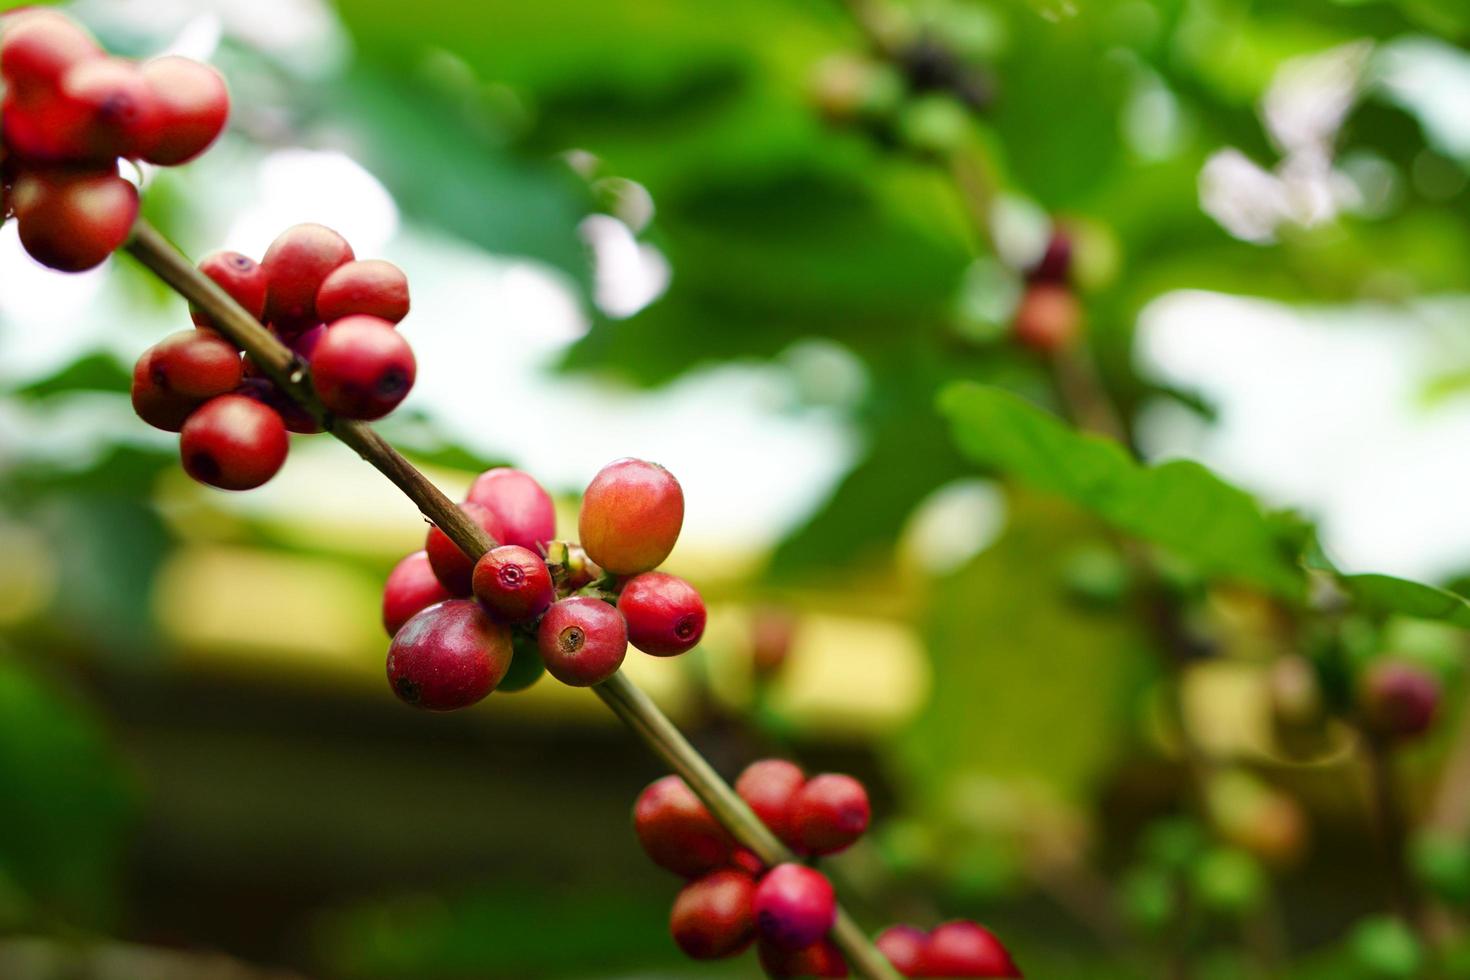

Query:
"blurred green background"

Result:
[[6, 0, 1470, 977]]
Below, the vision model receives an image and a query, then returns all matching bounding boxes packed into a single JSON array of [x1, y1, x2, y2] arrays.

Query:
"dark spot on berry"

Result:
[[675, 616, 697, 639], [559, 625, 586, 654], [499, 565, 525, 588], [228, 254, 255, 270], [376, 366, 408, 397], [394, 677, 421, 703], [187, 451, 220, 483]]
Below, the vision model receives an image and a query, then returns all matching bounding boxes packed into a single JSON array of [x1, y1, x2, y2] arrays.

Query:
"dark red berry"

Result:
[[1361, 660, 1440, 740], [735, 759, 806, 848], [131, 351, 201, 432], [385, 598, 512, 710], [424, 500, 502, 596], [144, 329, 242, 398], [537, 596, 627, 686], [1027, 227, 1072, 284], [617, 571, 706, 657], [472, 544, 554, 623], [875, 925, 928, 977], [579, 458, 684, 575], [54, 56, 160, 160], [193, 250, 267, 329], [758, 938, 849, 978], [1012, 283, 1081, 354], [12, 168, 137, 272], [670, 869, 757, 960], [922, 921, 1021, 978], [382, 550, 453, 637], [466, 467, 557, 553], [633, 774, 735, 877], [138, 55, 228, 165], [309, 314, 415, 420], [178, 393, 288, 490], [753, 863, 835, 951], [232, 377, 321, 434], [790, 774, 870, 856], [316, 258, 410, 324], [0, 11, 99, 98], [497, 630, 546, 693], [260, 222, 354, 334]]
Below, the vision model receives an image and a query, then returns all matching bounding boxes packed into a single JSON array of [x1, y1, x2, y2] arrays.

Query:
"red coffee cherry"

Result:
[[472, 544, 554, 623], [385, 598, 512, 711], [537, 596, 627, 686], [232, 377, 322, 434], [753, 863, 836, 951], [617, 571, 706, 657], [922, 921, 1021, 978], [758, 938, 849, 978], [633, 774, 735, 878], [178, 393, 288, 490], [466, 467, 557, 553], [1361, 660, 1440, 740], [875, 925, 928, 977], [0, 11, 99, 97], [131, 351, 201, 432], [309, 315, 416, 420], [579, 458, 684, 575], [316, 258, 410, 324], [424, 500, 502, 596], [382, 550, 453, 637], [1012, 283, 1081, 354], [193, 250, 267, 329], [138, 56, 228, 165], [670, 869, 757, 960], [54, 56, 160, 160], [497, 630, 546, 693], [790, 774, 870, 856], [144, 329, 242, 398], [12, 168, 137, 271], [735, 759, 806, 847], [260, 222, 354, 333], [728, 847, 765, 877]]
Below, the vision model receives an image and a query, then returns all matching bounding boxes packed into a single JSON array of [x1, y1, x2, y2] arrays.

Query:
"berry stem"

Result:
[[123, 218, 901, 980]]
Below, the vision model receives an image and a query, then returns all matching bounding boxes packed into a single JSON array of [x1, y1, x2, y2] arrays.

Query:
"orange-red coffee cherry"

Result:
[[537, 596, 627, 686], [137, 56, 228, 165], [1361, 660, 1440, 740], [178, 393, 288, 490], [12, 168, 137, 271], [466, 467, 557, 553], [424, 501, 503, 596], [193, 250, 267, 329], [144, 329, 242, 398], [260, 222, 354, 334], [385, 598, 512, 711], [579, 458, 684, 575], [922, 921, 1022, 978], [633, 774, 735, 878], [753, 863, 836, 952], [670, 869, 757, 960], [1012, 282, 1081, 354], [618, 571, 706, 656], [382, 550, 453, 637], [309, 314, 416, 420], [790, 774, 870, 856], [131, 355, 201, 432], [316, 258, 410, 324], [758, 937, 849, 978], [472, 545, 554, 623], [735, 759, 806, 848], [875, 925, 928, 977]]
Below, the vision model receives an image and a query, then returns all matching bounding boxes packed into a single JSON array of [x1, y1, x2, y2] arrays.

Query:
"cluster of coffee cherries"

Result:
[[634, 759, 1020, 978], [382, 458, 704, 706], [0, 9, 228, 270], [130, 223, 414, 490]]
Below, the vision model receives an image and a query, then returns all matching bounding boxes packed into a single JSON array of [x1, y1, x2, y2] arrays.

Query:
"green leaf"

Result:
[[1337, 573, 1470, 629], [11, 353, 131, 400], [938, 382, 1303, 596]]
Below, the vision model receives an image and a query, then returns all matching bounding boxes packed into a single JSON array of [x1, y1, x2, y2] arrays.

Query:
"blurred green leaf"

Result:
[[11, 353, 130, 400]]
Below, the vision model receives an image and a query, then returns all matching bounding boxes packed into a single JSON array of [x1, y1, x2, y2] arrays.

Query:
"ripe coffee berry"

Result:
[[618, 571, 706, 657], [497, 631, 546, 693], [232, 377, 322, 434], [753, 863, 836, 951], [260, 223, 354, 333], [466, 468, 557, 553], [143, 329, 242, 398], [729, 847, 765, 877], [51, 56, 159, 160], [735, 759, 806, 848], [137, 56, 228, 166], [131, 355, 201, 432], [382, 550, 453, 637], [669, 869, 756, 960], [1012, 283, 1081, 354], [579, 458, 684, 575], [472, 545, 554, 623], [316, 258, 410, 324], [12, 168, 137, 271], [178, 393, 288, 490], [309, 315, 416, 420], [193, 251, 268, 329], [424, 501, 503, 596], [386, 598, 512, 710], [791, 774, 870, 856], [537, 596, 627, 686], [758, 938, 849, 978], [1, 12, 99, 98], [923, 921, 1021, 978], [634, 774, 735, 877], [875, 925, 928, 976], [1361, 660, 1440, 740]]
